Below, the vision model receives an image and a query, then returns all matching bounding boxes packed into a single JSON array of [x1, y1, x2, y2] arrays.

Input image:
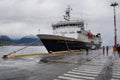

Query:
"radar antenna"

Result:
[[63, 6, 72, 21]]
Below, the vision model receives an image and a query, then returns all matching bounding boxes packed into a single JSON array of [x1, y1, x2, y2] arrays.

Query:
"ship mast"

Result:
[[63, 6, 72, 21]]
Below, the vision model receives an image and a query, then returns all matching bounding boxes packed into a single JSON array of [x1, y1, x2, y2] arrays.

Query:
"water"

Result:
[[0, 46, 48, 67], [0, 46, 48, 57]]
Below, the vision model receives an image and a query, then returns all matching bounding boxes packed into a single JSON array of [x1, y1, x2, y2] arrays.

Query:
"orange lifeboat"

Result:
[[87, 31, 93, 38]]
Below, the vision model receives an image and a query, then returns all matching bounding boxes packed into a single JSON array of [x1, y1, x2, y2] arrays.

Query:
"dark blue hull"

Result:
[[37, 34, 101, 53]]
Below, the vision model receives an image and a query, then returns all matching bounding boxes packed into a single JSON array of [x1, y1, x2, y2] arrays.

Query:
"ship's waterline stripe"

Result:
[[40, 38, 90, 43], [38, 35, 101, 45]]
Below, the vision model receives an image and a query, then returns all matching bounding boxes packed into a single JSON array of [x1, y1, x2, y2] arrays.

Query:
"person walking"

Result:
[[113, 45, 117, 56], [102, 46, 105, 56], [86, 47, 91, 61], [106, 46, 109, 56], [86, 47, 89, 55]]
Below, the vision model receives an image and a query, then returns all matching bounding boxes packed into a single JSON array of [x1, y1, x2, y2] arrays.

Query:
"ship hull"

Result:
[[37, 34, 101, 53]]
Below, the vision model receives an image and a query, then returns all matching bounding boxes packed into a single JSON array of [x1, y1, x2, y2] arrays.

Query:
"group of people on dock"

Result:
[[102, 46, 109, 56], [102, 45, 120, 57]]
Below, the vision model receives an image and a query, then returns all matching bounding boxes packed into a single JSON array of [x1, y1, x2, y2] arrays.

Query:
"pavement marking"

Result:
[[111, 59, 120, 80], [111, 79, 119, 80], [58, 76, 84, 80], [112, 76, 120, 79], [54, 53, 109, 80], [74, 68, 103, 71], [79, 65, 104, 68], [112, 73, 120, 76], [79, 68, 103, 70], [71, 70, 100, 74], [111, 77, 120, 80], [83, 64, 105, 66], [77, 67, 103, 71], [63, 73, 95, 80], [72, 68, 102, 72], [56, 64, 104, 80], [54, 79, 60, 80], [113, 69, 120, 72], [67, 71, 98, 77], [113, 68, 120, 70], [78, 66, 103, 69]]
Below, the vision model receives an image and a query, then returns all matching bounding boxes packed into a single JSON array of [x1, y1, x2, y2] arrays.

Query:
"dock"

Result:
[[0, 48, 120, 80]]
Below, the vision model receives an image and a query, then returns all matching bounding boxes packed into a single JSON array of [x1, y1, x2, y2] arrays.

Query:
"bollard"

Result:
[[2, 54, 8, 59]]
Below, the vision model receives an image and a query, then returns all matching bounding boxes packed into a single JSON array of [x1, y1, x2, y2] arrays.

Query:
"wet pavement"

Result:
[[0, 48, 120, 80]]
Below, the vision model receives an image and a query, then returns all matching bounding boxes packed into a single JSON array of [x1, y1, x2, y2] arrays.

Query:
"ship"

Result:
[[37, 6, 102, 53]]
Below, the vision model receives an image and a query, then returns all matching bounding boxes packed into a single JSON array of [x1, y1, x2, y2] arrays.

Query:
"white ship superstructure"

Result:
[[37, 6, 102, 53]]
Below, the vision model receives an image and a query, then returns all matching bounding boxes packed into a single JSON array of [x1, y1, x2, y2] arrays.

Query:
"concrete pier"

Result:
[[0, 48, 120, 80]]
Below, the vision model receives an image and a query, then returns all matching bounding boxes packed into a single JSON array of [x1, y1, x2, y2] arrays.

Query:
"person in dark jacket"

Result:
[[106, 46, 109, 56], [102, 46, 105, 56], [86, 47, 91, 61], [117, 45, 120, 58], [86, 47, 89, 55]]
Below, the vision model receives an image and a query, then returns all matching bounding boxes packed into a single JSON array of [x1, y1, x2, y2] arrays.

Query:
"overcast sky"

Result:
[[0, 0, 120, 46]]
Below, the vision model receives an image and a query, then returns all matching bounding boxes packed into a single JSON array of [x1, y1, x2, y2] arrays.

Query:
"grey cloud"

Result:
[[0, 0, 120, 45]]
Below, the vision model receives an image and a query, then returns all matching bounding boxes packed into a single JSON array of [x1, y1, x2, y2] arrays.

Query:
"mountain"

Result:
[[0, 35, 11, 41], [17, 35, 39, 43], [13, 35, 43, 46], [0, 35, 13, 45], [0, 35, 43, 46]]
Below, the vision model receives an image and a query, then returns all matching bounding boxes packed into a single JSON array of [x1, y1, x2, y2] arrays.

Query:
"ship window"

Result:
[[70, 24, 72, 26], [91, 41, 94, 44], [60, 24, 63, 27], [70, 31, 75, 34], [65, 24, 67, 26], [72, 24, 75, 26], [77, 31, 81, 33]]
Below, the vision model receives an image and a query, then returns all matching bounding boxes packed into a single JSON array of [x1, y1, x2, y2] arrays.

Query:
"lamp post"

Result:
[[110, 2, 118, 49]]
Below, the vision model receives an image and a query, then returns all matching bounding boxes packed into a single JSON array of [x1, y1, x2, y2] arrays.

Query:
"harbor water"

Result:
[[0, 46, 48, 57], [0, 46, 48, 67]]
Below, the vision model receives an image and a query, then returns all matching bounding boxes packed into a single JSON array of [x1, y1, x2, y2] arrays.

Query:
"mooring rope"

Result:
[[2, 40, 39, 59]]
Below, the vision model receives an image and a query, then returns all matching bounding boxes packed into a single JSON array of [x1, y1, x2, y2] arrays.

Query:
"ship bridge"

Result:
[[52, 20, 85, 39], [52, 20, 84, 30]]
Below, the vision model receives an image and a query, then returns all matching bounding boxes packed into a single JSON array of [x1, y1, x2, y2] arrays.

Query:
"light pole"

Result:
[[110, 2, 118, 49]]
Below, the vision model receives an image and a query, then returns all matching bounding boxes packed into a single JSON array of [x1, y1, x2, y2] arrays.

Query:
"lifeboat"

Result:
[[87, 31, 93, 38]]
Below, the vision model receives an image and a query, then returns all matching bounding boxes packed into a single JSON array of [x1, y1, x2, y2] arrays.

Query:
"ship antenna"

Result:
[[38, 29, 40, 34], [63, 5, 72, 21]]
